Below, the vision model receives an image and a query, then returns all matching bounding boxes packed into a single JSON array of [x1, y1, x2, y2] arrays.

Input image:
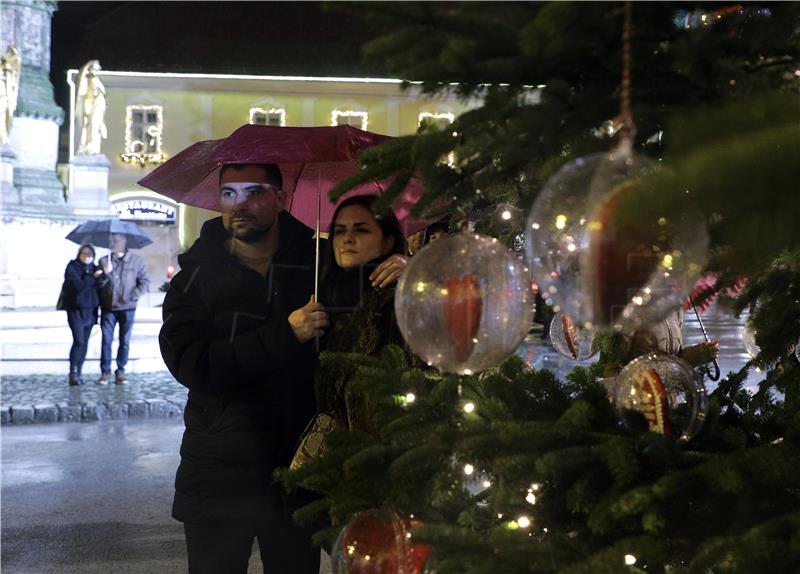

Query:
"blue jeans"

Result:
[[100, 309, 136, 375], [67, 311, 95, 374]]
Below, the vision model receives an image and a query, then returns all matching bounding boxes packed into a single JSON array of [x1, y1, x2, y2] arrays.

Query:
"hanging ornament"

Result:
[[613, 352, 708, 441], [742, 319, 760, 359], [549, 311, 599, 361], [331, 509, 432, 574], [396, 232, 533, 374], [526, 150, 708, 332]]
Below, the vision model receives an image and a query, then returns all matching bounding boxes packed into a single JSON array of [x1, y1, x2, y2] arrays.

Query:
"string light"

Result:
[[463, 402, 475, 414], [405, 392, 416, 404], [121, 105, 166, 167], [332, 110, 368, 130], [463, 464, 474, 475], [516, 516, 531, 528], [249, 107, 286, 126], [624, 554, 637, 566]]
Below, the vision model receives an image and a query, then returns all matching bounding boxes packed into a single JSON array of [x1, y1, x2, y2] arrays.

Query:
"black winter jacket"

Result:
[[159, 212, 317, 523], [63, 259, 100, 310]]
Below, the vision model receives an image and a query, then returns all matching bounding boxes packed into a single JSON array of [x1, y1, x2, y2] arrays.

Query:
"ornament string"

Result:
[[616, 0, 636, 153], [689, 295, 721, 381]]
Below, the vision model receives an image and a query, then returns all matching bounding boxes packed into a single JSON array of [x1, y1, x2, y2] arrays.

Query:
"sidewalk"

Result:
[[1, 371, 187, 425], [1, 300, 183, 425]]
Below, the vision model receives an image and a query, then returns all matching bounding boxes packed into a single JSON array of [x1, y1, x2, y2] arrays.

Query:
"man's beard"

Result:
[[226, 215, 275, 243]]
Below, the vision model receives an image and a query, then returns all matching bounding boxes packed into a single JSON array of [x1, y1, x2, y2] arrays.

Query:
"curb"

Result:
[[2, 397, 187, 425]]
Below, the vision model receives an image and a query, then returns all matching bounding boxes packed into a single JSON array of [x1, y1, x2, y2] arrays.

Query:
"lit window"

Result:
[[419, 112, 457, 166], [332, 110, 368, 130], [418, 111, 455, 131], [121, 105, 165, 166], [250, 107, 286, 127]]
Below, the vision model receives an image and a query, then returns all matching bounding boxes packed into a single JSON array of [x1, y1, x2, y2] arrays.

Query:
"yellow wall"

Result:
[[96, 75, 471, 250]]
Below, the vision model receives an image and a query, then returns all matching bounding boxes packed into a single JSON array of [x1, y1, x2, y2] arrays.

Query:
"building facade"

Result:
[[64, 69, 476, 292]]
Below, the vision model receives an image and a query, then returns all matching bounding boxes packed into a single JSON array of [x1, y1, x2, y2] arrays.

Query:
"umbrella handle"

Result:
[[689, 296, 721, 382]]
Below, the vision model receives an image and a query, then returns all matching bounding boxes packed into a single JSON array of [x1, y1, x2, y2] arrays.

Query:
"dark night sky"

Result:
[[50, 1, 385, 113]]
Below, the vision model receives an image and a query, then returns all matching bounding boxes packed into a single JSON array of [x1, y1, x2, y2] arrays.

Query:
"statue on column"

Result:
[[76, 60, 107, 155], [0, 47, 21, 146]]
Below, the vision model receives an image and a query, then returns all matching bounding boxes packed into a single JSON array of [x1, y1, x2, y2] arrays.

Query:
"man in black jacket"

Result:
[[160, 164, 404, 573]]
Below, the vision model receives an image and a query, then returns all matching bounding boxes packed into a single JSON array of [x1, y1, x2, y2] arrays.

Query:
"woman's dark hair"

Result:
[[322, 195, 407, 274], [76, 244, 95, 259]]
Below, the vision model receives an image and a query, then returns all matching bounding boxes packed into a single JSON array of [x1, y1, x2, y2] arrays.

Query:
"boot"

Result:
[[68, 368, 80, 387]]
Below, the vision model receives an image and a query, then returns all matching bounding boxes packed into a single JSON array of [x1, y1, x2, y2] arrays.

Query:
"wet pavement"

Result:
[[1, 419, 333, 574]]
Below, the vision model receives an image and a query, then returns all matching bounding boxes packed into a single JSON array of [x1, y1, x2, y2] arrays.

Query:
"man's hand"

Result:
[[370, 254, 408, 289], [93, 269, 103, 277], [288, 295, 329, 343], [102, 259, 113, 273], [681, 340, 720, 366]]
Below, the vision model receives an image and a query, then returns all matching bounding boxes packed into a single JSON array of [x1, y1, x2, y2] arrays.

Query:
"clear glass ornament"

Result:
[[742, 319, 760, 359], [613, 352, 708, 441], [526, 151, 708, 332], [549, 312, 599, 361], [332, 509, 432, 574], [396, 232, 534, 374]]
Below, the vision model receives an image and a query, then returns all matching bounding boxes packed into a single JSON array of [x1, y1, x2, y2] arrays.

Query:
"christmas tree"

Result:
[[279, 3, 800, 572]]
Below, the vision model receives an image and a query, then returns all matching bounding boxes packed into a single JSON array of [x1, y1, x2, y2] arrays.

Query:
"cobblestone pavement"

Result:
[[1, 371, 187, 425]]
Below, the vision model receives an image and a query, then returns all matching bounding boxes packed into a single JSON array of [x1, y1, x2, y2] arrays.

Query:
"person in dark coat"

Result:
[[62, 244, 102, 386], [315, 195, 409, 433], [159, 164, 406, 574]]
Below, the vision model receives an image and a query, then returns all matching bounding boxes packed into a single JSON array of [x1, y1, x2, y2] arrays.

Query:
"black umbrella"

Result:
[[66, 219, 154, 249]]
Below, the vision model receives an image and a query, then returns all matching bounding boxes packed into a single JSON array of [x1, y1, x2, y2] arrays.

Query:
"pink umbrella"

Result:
[[138, 124, 428, 235], [138, 124, 431, 295]]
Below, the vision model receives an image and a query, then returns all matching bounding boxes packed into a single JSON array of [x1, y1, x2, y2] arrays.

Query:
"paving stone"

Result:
[[34, 404, 59, 423], [81, 402, 109, 422], [146, 398, 168, 418], [57, 403, 82, 423], [106, 402, 129, 419], [128, 400, 148, 418], [10, 405, 34, 424]]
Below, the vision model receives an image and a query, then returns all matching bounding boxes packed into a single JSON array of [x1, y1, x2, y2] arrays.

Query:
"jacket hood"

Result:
[[178, 210, 314, 269]]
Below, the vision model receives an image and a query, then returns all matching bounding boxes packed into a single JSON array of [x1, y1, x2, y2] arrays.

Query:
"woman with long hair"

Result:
[[292, 195, 408, 467]]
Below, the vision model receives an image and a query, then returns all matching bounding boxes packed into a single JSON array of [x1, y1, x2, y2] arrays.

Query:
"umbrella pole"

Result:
[[689, 295, 721, 382], [314, 172, 321, 301], [314, 173, 321, 353]]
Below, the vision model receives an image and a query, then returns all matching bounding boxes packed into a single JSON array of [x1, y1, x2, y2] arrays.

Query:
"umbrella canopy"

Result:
[[137, 124, 429, 235], [66, 219, 154, 249]]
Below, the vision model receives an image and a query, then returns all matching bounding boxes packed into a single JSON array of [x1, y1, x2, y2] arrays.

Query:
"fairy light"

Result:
[[555, 214, 567, 230], [418, 111, 456, 127], [482, 480, 492, 488], [463, 464, 475, 475], [501, 210, 512, 220], [463, 402, 475, 414], [526, 492, 537, 505], [249, 107, 286, 126], [121, 105, 166, 166], [405, 392, 416, 404], [624, 554, 637, 566], [517, 516, 531, 528], [332, 110, 368, 130]]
